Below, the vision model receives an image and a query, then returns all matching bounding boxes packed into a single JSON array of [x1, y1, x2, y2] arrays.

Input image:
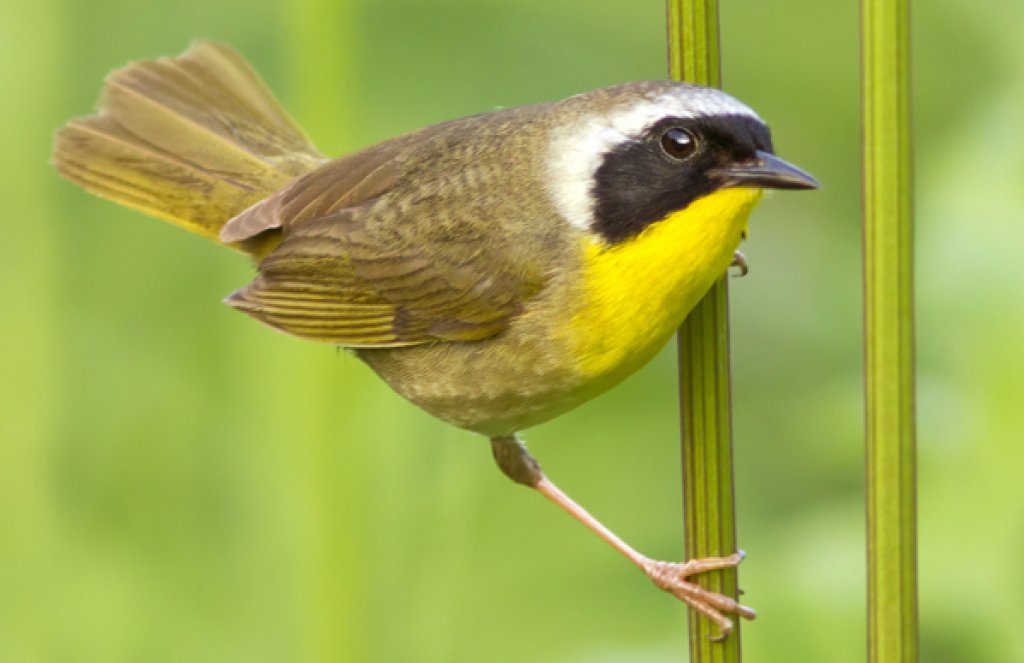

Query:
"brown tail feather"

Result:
[[52, 41, 323, 252]]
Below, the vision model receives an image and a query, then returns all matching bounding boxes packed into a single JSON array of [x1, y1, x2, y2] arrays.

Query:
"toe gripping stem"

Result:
[[643, 553, 756, 640]]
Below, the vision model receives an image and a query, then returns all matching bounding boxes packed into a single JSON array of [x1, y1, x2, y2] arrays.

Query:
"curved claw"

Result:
[[708, 628, 730, 643], [730, 250, 749, 277], [643, 552, 755, 639]]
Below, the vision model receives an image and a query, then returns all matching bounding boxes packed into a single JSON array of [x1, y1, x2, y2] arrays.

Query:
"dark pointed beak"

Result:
[[714, 150, 820, 190]]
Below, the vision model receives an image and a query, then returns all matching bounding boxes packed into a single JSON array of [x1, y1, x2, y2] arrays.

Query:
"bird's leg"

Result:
[[490, 436, 756, 638], [730, 250, 749, 277]]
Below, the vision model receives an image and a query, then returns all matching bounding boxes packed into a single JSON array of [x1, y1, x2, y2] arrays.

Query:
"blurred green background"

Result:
[[2, 0, 1023, 660]]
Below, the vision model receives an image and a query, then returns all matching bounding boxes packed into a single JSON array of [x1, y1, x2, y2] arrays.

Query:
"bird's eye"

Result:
[[660, 127, 697, 160]]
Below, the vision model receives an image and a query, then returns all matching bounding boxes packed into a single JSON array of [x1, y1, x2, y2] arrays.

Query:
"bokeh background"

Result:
[[3, 0, 1023, 660]]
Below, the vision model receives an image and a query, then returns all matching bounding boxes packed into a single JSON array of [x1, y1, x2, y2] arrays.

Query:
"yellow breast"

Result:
[[563, 187, 763, 385]]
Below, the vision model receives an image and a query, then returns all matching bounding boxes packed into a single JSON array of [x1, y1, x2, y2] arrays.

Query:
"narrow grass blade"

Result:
[[666, 1, 742, 661], [862, 0, 919, 660]]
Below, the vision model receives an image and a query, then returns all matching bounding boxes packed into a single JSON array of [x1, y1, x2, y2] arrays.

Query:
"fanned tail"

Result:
[[52, 41, 323, 253]]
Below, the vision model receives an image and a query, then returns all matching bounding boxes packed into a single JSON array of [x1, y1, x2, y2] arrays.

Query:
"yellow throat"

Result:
[[567, 187, 763, 381]]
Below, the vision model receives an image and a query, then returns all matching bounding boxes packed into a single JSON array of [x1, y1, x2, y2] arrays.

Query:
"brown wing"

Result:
[[219, 117, 473, 243], [223, 105, 556, 347], [226, 206, 544, 346]]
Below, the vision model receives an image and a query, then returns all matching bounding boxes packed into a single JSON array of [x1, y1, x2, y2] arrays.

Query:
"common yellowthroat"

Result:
[[53, 41, 818, 634]]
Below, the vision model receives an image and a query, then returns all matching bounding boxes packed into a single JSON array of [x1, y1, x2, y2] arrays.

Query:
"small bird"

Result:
[[53, 41, 817, 635]]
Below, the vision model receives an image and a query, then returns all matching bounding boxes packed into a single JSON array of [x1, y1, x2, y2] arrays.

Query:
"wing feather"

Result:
[[223, 106, 555, 347]]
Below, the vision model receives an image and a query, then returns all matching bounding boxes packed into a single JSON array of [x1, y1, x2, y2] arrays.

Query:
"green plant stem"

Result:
[[666, 2, 741, 661], [283, 2, 370, 661], [862, 0, 918, 661]]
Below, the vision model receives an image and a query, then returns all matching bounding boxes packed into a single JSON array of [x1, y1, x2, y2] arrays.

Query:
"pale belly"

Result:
[[357, 308, 590, 437]]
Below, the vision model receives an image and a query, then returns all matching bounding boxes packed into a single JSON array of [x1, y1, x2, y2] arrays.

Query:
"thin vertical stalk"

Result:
[[0, 0, 61, 656], [862, 0, 918, 661], [666, 2, 741, 662], [281, 2, 369, 661]]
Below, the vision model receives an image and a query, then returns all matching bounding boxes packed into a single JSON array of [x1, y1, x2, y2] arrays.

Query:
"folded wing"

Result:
[[224, 109, 551, 347]]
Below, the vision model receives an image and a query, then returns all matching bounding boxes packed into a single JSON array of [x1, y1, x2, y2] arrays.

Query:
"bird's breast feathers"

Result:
[[560, 186, 763, 383]]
